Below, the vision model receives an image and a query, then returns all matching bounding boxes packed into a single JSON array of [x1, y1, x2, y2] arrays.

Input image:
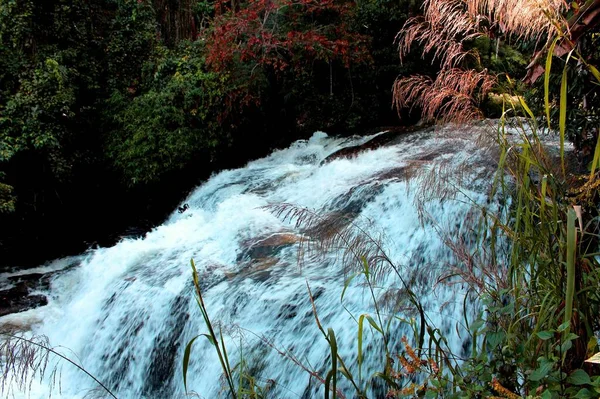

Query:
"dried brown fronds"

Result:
[[467, 0, 566, 41], [393, 69, 496, 124], [265, 203, 396, 281], [0, 333, 57, 398], [404, 153, 476, 223], [395, 0, 567, 123], [0, 332, 117, 399], [436, 225, 510, 295]]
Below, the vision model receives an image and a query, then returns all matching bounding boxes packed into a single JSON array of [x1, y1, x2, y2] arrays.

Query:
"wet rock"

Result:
[[225, 233, 303, 280], [238, 233, 302, 262], [7, 272, 52, 291], [0, 282, 48, 317], [321, 125, 432, 165]]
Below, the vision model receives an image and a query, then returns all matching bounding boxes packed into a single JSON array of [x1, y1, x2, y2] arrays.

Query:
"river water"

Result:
[[2, 123, 501, 398]]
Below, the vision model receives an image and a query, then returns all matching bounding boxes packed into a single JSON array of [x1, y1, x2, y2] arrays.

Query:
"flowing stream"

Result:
[[2, 123, 501, 398]]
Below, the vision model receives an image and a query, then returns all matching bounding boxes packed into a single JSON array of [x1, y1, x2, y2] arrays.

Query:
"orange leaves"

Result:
[[386, 336, 441, 398]]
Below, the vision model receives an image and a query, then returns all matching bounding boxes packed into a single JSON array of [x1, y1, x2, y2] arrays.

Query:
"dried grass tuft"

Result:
[[393, 69, 496, 124], [0, 332, 116, 399], [394, 0, 567, 123], [0, 333, 58, 398]]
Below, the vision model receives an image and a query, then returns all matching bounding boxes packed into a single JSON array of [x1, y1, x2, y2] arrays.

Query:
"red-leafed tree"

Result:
[[202, 0, 373, 125]]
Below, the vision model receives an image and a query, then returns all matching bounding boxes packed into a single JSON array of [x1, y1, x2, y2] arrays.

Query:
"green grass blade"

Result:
[[589, 132, 600, 179], [545, 37, 559, 130], [540, 175, 548, 219], [183, 335, 200, 393], [588, 64, 600, 83], [325, 370, 333, 399], [358, 315, 365, 382], [365, 315, 383, 334], [328, 328, 338, 399], [519, 96, 536, 126], [564, 208, 577, 337], [341, 273, 358, 302], [201, 333, 216, 346], [559, 51, 573, 176]]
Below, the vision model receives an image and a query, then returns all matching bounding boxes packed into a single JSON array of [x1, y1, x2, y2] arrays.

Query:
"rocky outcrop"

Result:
[[224, 233, 303, 280], [238, 233, 303, 262], [321, 124, 432, 164], [0, 282, 48, 317]]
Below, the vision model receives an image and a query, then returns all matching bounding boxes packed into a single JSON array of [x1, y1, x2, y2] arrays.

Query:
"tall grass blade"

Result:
[[183, 335, 200, 393], [589, 133, 600, 179], [190, 259, 237, 399], [325, 370, 333, 399], [545, 37, 559, 130], [588, 64, 600, 83], [540, 175, 548, 218], [519, 96, 536, 125], [365, 315, 383, 334], [559, 51, 573, 176], [328, 328, 338, 399], [564, 208, 577, 336], [358, 315, 365, 382]]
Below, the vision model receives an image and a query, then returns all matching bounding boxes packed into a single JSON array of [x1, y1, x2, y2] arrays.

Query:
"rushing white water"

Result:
[[2, 123, 501, 398]]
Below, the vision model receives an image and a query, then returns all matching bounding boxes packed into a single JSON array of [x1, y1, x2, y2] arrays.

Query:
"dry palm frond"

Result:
[[265, 203, 397, 281]]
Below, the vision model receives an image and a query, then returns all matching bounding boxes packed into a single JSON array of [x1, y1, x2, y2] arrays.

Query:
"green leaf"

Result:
[[328, 328, 338, 399], [341, 273, 357, 302], [537, 331, 554, 340], [588, 133, 600, 179], [565, 333, 579, 341], [559, 52, 572, 175], [574, 388, 596, 399], [201, 333, 216, 346], [588, 64, 600, 83], [544, 37, 559, 130], [469, 319, 485, 332], [183, 335, 200, 392], [365, 315, 383, 334], [557, 321, 570, 332], [568, 369, 592, 386], [486, 331, 505, 348], [561, 339, 573, 353], [564, 208, 577, 334], [325, 367, 334, 399], [425, 390, 438, 398], [339, 366, 352, 381], [529, 360, 554, 381], [358, 315, 365, 373], [518, 96, 536, 124]]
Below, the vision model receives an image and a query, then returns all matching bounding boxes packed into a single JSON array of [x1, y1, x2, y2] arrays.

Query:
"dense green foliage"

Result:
[[0, 0, 421, 266]]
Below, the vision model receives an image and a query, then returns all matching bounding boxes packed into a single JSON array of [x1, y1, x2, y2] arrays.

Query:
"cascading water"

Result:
[[1, 123, 501, 398]]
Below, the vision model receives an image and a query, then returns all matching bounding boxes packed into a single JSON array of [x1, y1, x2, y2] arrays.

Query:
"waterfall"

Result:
[[2, 123, 500, 398]]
